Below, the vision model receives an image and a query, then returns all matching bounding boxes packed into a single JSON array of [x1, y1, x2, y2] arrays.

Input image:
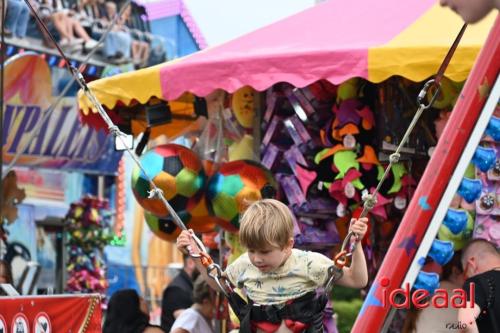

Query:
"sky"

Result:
[[183, 0, 318, 46]]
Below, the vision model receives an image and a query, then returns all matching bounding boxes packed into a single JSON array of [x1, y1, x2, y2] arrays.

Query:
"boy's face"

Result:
[[248, 239, 293, 273], [439, 0, 495, 23]]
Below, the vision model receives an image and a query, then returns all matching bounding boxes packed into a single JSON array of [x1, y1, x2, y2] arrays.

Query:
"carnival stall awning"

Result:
[[78, 0, 496, 125]]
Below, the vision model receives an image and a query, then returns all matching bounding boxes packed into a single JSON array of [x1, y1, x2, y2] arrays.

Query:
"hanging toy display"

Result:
[[206, 160, 278, 231], [231, 86, 256, 129], [438, 208, 474, 250], [471, 120, 499, 247], [426, 77, 462, 110], [194, 90, 254, 176], [65, 196, 112, 294], [131, 144, 206, 220], [257, 76, 470, 303]]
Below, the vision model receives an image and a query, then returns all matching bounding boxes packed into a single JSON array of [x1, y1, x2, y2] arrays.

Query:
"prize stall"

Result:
[[0, 52, 125, 331], [77, 0, 498, 331]]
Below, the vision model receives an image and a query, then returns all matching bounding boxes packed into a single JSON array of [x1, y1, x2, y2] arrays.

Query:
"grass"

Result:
[[332, 286, 364, 333], [333, 298, 363, 333]]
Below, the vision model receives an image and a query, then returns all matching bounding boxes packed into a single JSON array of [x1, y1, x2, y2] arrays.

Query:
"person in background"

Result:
[[37, 0, 98, 49], [4, 0, 30, 39], [88, 0, 133, 63], [459, 239, 500, 333], [170, 276, 215, 333], [103, 289, 165, 333], [120, 3, 149, 66], [439, 0, 499, 23], [161, 254, 198, 332], [403, 252, 465, 333]]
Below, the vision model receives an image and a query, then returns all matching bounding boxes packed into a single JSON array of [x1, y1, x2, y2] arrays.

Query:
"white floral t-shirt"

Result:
[[225, 249, 333, 305]]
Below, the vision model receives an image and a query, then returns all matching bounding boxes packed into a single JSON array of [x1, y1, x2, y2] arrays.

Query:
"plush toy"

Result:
[[231, 86, 256, 129]]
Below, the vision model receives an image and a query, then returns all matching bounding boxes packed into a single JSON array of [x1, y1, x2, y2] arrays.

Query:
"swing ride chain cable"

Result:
[[77, 42, 235, 298], [326, 23, 468, 289], [79, 45, 234, 296], [22, 0, 228, 294], [3, 0, 133, 178]]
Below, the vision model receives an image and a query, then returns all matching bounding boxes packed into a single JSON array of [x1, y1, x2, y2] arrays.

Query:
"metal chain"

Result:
[[21, 0, 229, 294], [78, 74, 231, 294]]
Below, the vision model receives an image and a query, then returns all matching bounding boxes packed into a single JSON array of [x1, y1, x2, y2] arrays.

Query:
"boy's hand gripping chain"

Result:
[[324, 23, 468, 292], [187, 239, 234, 298]]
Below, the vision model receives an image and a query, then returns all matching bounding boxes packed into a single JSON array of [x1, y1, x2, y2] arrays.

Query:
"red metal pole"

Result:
[[351, 16, 500, 333]]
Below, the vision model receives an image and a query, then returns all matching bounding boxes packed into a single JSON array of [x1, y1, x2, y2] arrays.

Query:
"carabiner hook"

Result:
[[417, 79, 442, 109], [324, 264, 344, 292], [334, 250, 348, 268], [207, 263, 232, 298]]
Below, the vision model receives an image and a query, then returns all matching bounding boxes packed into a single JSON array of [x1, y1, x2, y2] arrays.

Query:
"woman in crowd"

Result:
[[103, 289, 165, 333]]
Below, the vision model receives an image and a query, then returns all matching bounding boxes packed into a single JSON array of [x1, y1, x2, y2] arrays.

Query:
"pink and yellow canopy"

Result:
[[78, 0, 496, 127]]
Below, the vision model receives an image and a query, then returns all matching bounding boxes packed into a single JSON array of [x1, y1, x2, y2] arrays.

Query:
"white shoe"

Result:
[[84, 39, 99, 50], [70, 38, 84, 45]]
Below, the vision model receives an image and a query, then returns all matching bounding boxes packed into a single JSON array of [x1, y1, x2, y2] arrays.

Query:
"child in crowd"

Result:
[[171, 276, 215, 333], [177, 199, 368, 333], [439, 0, 499, 23]]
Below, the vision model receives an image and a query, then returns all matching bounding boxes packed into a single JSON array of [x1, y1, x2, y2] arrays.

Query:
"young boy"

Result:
[[439, 0, 499, 24], [177, 199, 368, 333]]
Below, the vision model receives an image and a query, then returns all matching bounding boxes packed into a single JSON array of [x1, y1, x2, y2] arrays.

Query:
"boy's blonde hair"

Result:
[[239, 199, 294, 249]]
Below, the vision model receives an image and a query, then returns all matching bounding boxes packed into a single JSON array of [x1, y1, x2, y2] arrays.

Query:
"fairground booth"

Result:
[[77, 0, 499, 331], [0, 0, 207, 330]]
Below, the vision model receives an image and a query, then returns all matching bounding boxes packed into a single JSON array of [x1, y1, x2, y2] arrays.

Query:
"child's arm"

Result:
[[336, 217, 369, 288], [176, 229, 223, 292]]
